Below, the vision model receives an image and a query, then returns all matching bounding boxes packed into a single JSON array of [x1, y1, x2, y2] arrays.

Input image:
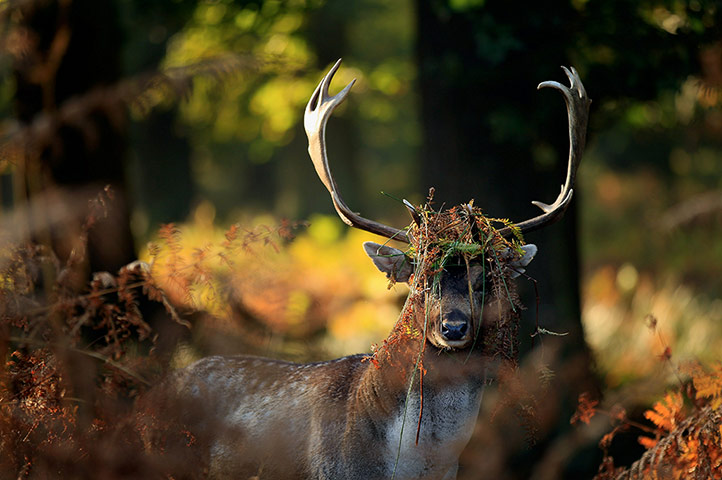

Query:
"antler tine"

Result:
[[499, 66, 591, 237], [305, 59, 409, 243]]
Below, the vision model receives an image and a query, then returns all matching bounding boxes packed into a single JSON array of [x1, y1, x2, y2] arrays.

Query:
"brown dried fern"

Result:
[[611, 405, 722, 480]]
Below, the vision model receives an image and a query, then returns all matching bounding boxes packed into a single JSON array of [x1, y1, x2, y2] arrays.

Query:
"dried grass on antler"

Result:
[[369, 190, 527, 367], [413, 194, 525, 357]]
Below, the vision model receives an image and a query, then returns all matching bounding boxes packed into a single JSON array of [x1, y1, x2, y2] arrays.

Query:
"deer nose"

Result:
[[441, 311, 468, 341]]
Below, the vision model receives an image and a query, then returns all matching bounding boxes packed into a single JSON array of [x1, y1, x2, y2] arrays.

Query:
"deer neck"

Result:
[[353, 293, 488, 421], [340, 294, 489, 479]]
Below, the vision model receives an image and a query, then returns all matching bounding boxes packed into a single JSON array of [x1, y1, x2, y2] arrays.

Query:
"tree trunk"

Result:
[[414, 1, 598, 477], [12, 0, 134, 275], [11, 0, 135, 427]]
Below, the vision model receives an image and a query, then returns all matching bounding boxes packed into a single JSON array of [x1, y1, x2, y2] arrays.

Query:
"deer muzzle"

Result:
[[441, 310, 470, 342]]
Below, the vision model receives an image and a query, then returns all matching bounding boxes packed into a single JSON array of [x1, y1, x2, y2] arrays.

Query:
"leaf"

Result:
[[691, 362, 722, 410], [571, 392, 598, 425], [643, 391, 684, 433], [637, 435, 658, 450]]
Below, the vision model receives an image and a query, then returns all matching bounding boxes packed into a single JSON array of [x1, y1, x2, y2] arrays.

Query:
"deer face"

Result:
[[423, 261, 485, 349], [363, 242, 537, 351]]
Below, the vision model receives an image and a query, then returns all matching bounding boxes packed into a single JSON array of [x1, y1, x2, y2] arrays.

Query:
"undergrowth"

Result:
[[3, 186, 716, 479], [0, 189, 300, 478], [572, 315, 722, 479]]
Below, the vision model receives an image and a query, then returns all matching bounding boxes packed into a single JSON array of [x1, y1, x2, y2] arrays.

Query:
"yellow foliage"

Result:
[[142, 211, 408, 356], [643, 391, 684, 433], [583, 265, 722, 388], [596, 360, 722, 479], [636, 435, 657, 450], [161, 0, 315, 147], [684, 361, 722, 410]]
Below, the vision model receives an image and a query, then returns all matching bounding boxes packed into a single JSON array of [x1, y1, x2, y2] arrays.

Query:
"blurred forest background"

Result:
[[1, 0, 721, 478]]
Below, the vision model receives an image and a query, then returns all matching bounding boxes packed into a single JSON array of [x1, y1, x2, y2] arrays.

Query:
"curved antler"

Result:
[[305, 59, 409, 243], [499, 66, 591, 237]]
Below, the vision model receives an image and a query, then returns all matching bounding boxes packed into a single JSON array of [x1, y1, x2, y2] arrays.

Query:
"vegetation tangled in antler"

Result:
[[370, 190, 527, 368]]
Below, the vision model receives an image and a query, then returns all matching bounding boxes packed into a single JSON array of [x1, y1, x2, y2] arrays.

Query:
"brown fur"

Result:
[[136, 256, 519, 480]]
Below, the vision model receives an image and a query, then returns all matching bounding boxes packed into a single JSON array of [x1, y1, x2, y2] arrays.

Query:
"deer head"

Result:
[[362, 240, 537, 351], [305, 58, 589, 360]]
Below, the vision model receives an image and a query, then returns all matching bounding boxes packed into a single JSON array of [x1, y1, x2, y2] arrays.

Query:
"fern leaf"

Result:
[[692, 362, 722, 410], [637, 435, 658, 450], [644, 391, 684, 433]]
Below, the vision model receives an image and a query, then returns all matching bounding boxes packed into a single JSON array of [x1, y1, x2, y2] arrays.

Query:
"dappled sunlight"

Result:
[[141, 208, 407, 358], [162, 0, 319, 161], [583, 265, 722, 389], [580, 126, 722, 395]]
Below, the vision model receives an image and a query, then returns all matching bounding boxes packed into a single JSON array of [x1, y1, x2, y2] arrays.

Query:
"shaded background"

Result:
[[1, 0, 721, 478]]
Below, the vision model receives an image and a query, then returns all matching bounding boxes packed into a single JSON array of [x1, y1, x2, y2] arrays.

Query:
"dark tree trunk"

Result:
[[414, 1, 598, 477], [11, 0, 135, 427], [415, 0, 584, 336], [13, 0, 134, 275]]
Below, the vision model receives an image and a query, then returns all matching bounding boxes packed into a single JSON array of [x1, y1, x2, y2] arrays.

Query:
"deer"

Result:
[[137, 59, 590, 480]]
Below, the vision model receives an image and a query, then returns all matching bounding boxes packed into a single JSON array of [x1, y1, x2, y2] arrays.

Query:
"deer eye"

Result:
[[469, 265, 487, 290]]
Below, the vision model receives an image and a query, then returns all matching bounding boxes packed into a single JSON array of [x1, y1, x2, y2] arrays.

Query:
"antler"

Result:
[[499, 66, 591, 237], [305, 62, 589, 242], [305, 59, 410, 243]]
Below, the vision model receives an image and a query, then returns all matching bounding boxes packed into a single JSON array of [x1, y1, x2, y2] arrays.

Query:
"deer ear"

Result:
[[507, 244, 537, 279], [363, 242, 413, 283]]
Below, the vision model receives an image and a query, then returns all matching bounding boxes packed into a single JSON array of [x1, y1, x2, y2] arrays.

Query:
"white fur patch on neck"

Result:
[[383, 381, 486, 479]]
